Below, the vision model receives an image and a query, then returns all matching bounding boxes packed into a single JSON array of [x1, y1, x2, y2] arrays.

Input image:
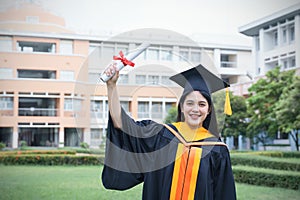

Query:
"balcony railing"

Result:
[[18, 108, 58, 116], [220, 61, 237, 68]]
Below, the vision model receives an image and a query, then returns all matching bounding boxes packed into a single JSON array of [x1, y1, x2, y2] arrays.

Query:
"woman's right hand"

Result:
[[105, 62, 119, 87], [105, 62, 122, 129]]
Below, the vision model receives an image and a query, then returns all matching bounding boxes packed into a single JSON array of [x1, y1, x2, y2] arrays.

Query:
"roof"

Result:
[[239, 2, 300, 36]]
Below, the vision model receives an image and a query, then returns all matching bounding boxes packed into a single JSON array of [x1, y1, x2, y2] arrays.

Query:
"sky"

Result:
[[0, 0, 300, 45]]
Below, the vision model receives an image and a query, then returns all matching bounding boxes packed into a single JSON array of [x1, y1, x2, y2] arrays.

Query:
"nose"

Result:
[[192, 104, 200, 112]]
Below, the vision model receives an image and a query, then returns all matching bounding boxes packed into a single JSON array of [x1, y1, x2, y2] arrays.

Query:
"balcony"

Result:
[[18, 108, 58, 116], [18, 97, 59, 117], [18, 69, 56, 79], [220, 61, 237, 68], [17, 41, 56, 53]]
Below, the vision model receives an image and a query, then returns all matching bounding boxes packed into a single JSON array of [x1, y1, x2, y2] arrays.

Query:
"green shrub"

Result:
[[80, 142, 89, 149], [0, 142, 5, 150], [231, 154, 300, 171], [233, 165, 300, 190], [253, 151, 300, 158], [20, 141, 27, 150], [0, 154, 104, 165], [0, 150, 76, 155]]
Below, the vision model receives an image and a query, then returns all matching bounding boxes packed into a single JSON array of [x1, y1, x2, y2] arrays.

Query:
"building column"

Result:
[[295, 14, 300, 70], [12, 125, 18, 148], [214, 48, 221, 69], [258, 28, 265, 75], [83, 128, 90, 145], [59, 127, 64, 148]]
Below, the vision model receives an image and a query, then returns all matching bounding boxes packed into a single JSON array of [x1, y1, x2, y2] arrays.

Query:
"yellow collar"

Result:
[[172, 122, 215, 142]]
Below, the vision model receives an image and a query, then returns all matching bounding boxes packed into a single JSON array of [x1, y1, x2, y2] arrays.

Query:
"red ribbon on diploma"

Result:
[[113, 51, 135, 67]]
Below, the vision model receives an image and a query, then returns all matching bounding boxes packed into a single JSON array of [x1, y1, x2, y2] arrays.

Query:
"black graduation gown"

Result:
[[102, 109, 236, 200]]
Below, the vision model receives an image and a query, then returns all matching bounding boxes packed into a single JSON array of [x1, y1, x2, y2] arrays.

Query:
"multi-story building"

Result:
[[234, 2, 300, 97], [237, 3, 300, 148], [0, 2, 251, 149]]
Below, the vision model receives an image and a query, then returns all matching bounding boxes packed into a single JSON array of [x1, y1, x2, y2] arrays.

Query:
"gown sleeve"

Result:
[[213, 146, 237, 200], [101, 108, 165, 190]]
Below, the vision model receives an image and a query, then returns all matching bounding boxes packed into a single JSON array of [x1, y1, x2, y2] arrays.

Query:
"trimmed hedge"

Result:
[[233, 165, 300, 190], [0, 150, 76, 155], [231, 154, 300, 172], [0, 154, 104, 165], [252, 151, 300, 158]]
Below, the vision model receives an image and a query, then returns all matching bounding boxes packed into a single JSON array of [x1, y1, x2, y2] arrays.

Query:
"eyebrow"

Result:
[[185, 99, 207, 104]]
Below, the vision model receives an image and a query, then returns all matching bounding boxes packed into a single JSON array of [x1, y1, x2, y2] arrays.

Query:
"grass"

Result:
[[0, 165, 300, 200]]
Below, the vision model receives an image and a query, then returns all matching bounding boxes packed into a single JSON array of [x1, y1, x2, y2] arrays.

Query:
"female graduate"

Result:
[[102, 64, 237, 200]]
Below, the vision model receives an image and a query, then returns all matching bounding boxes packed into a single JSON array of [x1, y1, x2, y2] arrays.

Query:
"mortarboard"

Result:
[[170, 64, 232, 115]]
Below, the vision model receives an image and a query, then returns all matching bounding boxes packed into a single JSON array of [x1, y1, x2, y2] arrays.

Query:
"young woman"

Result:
[[102, 64, 236, 200]]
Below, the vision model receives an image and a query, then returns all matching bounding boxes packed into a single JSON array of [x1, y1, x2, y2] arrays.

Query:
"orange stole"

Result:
[[169, 143, 202, 200]]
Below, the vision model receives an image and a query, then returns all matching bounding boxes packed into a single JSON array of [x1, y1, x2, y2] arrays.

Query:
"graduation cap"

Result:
[[170, 64, 232, 115]]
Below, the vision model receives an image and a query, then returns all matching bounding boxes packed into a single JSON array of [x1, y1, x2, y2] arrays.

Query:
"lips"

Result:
[[189, 114, 201, 120]]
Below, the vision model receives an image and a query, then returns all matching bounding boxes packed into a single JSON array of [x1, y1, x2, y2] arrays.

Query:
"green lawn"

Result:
[[0, 165, 299, 200]]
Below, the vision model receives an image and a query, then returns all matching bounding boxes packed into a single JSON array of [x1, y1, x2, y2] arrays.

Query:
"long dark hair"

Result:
[[176, 90, 219, 137]]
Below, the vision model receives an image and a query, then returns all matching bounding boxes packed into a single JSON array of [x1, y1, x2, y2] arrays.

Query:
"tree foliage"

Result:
[[213, 90, 248, 148], [246, 67, 295, 148], [275, 75, 300, 151], [164, 106, 177, 124]]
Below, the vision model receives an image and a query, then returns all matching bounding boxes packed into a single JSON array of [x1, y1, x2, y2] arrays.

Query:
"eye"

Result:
[[198, 102, 207, 107], [185, 101, 194, 106]]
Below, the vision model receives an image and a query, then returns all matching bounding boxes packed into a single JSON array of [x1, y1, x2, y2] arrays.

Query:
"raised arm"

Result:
[[105, 64, 122, 129]]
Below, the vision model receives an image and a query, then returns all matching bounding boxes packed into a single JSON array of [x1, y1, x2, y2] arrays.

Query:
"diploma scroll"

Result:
[[100, 42, 151, 82]]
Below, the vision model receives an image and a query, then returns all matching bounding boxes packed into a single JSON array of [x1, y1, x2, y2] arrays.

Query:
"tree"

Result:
[[246, 67, 294, 150], [213, 90, 248, 149], [164, 106, 177, 124], [276, 75, 300, 151]]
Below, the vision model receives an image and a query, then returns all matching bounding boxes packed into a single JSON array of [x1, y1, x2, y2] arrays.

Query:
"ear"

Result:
[[208, 106, 212, 113]]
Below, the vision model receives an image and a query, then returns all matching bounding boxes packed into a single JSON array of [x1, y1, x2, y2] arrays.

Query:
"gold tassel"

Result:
[[224, 88, 232, 116]]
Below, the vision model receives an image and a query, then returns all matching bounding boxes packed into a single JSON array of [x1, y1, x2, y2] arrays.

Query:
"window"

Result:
[[90, 100, 102, 112], [90, 100, 107, 118], [120, 101, 130, 113], [289, 25, 295, 42], [291, 58, 295, 68], [152, 102, 162, 118], [102, 46, 115, 59], [60, 40, 73, 54], [136, 75, 146, 84], [0, 68, 13, 79], [255, 37, 260, 51], [0, 97, 13, 110], [147, 49, 159, 60], [148, 75, 159, 85], [283, 60, 288, 69], [191, 51, 201, 62], [161, 76, 172, 85], [118, 74, 129, 84], [88, 43, 99, 54], [273, 31, 278, 46], [17, 41, 55, 53], [138, 102, 149, 118], [179, 50, 188, 61], [282, 28, 287, 44], [18, 70, 56, 79], [0, 36, 12, 51], [60, 71, 74, 81], [221, 54, 237, 68], [64, 99, 81, 111], [91, 129, 101, 139], [161, 50, 172, 61]]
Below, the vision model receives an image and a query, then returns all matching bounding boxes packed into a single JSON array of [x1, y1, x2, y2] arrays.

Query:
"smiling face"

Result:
[[181, 91, 210, 130]]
